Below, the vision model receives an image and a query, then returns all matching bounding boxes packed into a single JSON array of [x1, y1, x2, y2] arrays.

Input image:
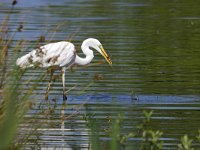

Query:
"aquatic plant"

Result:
[[196, 130, 200, 142], [178, 135, 194, 150], [138, 111, 163, 150], [0, 68, 29, 149], [0, 2, 37, 148], [84, 112, 135, 150], [84, 110, 200, 150], [0, 22, 33, 150]]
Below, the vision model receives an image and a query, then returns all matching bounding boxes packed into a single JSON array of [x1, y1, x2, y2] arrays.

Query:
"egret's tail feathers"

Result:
[[16, 54, 34, 69]]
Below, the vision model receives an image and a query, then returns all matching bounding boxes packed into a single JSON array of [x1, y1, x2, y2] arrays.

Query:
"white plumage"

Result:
[[16, 41, 76, 68], [16, 38, 112, 100]]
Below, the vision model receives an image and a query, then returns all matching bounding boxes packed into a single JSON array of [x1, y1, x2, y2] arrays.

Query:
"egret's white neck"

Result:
[[75, 43, 94, 66]]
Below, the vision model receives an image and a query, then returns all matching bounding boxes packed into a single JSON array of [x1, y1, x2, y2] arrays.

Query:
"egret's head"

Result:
[[83, 38, 112, 65]]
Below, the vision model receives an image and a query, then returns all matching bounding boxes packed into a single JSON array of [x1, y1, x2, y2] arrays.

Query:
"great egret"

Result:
[[16, 38, 112, 100]]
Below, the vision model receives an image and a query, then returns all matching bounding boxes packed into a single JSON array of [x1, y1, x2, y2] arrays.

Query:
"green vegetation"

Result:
[[0, 5, 43, 148], [139, 111, 163, 150], [0, 10, 26, 148], [84, 110, 200, 150], [178, 135, 193, 150]]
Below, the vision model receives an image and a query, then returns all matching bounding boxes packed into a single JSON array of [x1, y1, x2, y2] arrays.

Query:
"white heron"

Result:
[[16, 38, 112, 100]]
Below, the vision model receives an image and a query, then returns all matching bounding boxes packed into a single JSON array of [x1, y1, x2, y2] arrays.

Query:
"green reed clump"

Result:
[[178, 135, 194, 150], [0, 49, 47, 149], [139, 111, 163, 150], [85, 109, 200, 150], [0, 2, 35, 148], [83, 113, 101, 150], [0, 22, 35, 148], [0, 66, 32, 149], [84, 111, 135, 150], [196, 130, 200, 142], [110, 113, 135, 150]]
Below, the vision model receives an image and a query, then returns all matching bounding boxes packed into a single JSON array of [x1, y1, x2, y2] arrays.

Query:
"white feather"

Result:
[[16, 41, 76, 69]]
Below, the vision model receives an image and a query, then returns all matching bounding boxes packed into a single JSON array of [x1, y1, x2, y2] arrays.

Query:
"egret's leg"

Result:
[[62, 67, 67, 101], [45, 69, 54, 100]]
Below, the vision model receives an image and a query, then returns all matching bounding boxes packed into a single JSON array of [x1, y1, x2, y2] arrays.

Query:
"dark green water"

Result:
[[1, 0, 200, 149]]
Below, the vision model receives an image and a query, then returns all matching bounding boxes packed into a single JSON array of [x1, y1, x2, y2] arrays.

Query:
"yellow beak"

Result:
[[99, 46, 112, 65]]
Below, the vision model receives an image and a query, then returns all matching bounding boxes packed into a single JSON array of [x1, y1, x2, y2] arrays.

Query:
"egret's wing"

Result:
[[41, 41, 76, 67], [57, 46, 76, 67], [16, 41, 76, 68]]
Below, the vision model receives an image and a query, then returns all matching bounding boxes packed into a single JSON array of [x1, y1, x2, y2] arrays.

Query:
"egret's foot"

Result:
[[63, 94, 67, 101]]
